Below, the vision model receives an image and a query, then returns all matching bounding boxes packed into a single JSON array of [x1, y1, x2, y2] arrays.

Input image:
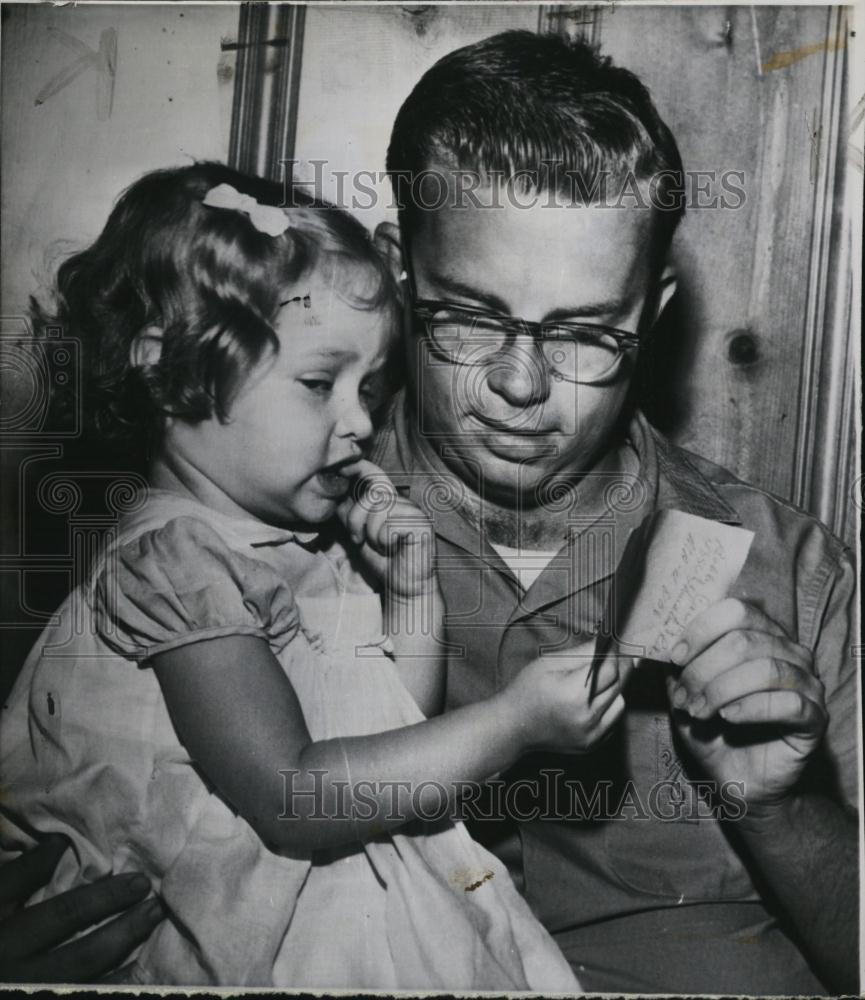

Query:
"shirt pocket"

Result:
[[602, 709, 756, 902]]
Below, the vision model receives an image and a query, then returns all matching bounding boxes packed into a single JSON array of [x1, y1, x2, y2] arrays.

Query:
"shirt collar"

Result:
[[632, 415, 742, 524]]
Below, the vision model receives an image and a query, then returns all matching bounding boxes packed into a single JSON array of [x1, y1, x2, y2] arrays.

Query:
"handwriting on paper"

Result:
[[615, 511, 754, 663]]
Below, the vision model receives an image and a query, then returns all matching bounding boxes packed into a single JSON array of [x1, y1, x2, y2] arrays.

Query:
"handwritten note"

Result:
[[609, 510, 754, 663]]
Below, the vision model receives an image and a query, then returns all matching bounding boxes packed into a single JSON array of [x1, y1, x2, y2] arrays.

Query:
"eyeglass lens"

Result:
[[427, 310, 622, 382]]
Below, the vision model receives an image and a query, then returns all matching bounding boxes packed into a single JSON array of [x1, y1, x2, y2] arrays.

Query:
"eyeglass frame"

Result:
[[399, 246, 644, 386]]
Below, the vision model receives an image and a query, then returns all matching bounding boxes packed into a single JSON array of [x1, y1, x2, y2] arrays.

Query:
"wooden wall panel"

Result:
[[594, 6, 853, 526]]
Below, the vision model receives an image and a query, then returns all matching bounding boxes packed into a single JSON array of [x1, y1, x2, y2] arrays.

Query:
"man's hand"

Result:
[[665, 598, 827, 806], [0, 835, 164, 984], [664, 597, 857, 993]]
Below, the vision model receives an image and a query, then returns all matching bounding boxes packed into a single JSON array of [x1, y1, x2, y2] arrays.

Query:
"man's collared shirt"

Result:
[[373, 392, 857, 993]]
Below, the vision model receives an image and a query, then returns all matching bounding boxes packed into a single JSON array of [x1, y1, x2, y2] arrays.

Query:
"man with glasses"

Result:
[[370, 30, 858, 995]]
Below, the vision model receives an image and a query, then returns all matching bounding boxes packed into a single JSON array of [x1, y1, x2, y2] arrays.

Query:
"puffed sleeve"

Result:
[[92, 516, 300, 661]]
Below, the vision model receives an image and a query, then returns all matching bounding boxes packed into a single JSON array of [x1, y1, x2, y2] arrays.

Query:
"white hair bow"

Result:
[[202, 183, 290, 237]]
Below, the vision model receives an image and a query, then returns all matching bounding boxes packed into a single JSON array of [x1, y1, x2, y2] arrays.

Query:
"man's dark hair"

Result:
[[386, 30, 685, 252]]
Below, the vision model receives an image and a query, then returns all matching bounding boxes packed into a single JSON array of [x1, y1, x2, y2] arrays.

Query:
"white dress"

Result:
[[0, 491, 580, 991]]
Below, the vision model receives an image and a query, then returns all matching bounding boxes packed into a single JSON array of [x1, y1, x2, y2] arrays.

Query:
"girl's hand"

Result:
[[336, 460, 437, 601], [504, 647, 628, 754]]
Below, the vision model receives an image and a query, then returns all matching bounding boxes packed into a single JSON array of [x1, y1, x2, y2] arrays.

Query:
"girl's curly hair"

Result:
[[31, 161, 399, 469]]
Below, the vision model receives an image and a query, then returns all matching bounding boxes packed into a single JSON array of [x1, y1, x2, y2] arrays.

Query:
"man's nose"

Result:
[[484, 335, 551, 408]]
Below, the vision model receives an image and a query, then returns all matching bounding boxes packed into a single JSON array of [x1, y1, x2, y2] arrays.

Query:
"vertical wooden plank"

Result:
[[227, 3, 307, 181], [227, 3, 270, 176], [793, 8, 854, 539], [265, 4, 306, 181]]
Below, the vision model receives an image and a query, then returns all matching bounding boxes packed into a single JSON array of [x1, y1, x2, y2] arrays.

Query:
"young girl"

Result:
[[0, 163, 618, 988]]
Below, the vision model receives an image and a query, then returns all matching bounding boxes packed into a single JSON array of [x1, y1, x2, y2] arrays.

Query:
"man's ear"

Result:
[[374, 221, 406, 288], [129, 326, 164, 369]]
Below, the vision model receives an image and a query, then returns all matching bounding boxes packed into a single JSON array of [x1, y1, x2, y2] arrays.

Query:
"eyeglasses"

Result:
[[411, 299, 641, 385]]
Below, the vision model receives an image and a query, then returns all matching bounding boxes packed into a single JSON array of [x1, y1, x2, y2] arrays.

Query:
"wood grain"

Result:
[[598, 6, 852, 527]]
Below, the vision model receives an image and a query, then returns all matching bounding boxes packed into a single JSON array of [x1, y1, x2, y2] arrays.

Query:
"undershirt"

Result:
[[489, 542, 558, 591]]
